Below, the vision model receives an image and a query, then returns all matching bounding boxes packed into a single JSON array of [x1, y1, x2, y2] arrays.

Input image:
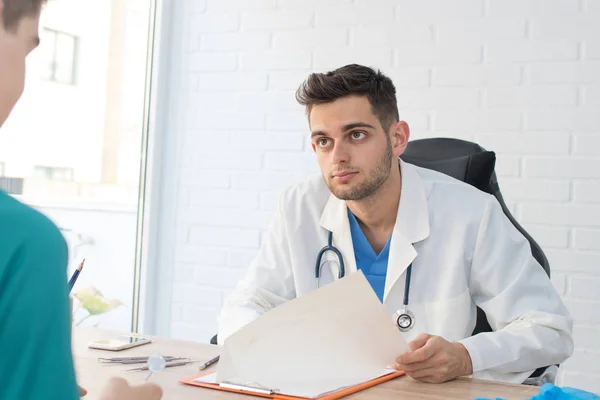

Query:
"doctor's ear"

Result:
[[391, 121, 410, 156]]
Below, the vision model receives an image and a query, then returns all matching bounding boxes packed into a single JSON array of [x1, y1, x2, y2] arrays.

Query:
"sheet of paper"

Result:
[[216, 271, 409, 398], [193, 372, 217, 384]]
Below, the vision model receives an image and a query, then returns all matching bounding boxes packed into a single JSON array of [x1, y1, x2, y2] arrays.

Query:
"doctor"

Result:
[[217, 64, 573, 384]]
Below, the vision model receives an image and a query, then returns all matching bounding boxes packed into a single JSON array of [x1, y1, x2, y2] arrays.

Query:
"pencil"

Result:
[[198, 355, 220, 371], [68, 259, 85, 292]]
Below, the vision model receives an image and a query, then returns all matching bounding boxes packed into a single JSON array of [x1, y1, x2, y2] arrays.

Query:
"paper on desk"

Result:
[[215, 271, 408, 398]]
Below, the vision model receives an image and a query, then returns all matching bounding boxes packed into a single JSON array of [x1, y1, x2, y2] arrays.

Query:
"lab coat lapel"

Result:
[[319, 193, 358, 280], [384, 159, 431, 302]]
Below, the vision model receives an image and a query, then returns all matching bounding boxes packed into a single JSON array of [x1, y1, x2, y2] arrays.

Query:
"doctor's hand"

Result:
[[394, 333, 473, 383]]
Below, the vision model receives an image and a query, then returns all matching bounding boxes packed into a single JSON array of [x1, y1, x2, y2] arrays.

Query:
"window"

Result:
[[33, 166, 74, 181], [0, 0, 156, 333], [0, 162, 4, 176], [41, 28, 78, 85]]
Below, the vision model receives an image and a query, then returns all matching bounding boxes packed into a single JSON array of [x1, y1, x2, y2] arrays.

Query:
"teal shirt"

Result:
[[0, 191, 79, 400], [348, 209, 391, 302]]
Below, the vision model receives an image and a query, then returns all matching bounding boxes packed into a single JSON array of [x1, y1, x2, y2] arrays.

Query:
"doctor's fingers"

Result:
[[394, 349, 448, 373], [394, 360, 433, 373], [397, 336, 440, 364], [405, 367, 449, 384], [408, 333, 431, 351]]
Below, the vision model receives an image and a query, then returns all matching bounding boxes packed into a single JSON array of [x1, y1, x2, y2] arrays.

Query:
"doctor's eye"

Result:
[[350, 131, 366, 140], [317, 138, 331, 147]]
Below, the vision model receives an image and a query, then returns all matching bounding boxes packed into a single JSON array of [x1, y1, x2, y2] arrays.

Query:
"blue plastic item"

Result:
[[474, 383, 600, 400]]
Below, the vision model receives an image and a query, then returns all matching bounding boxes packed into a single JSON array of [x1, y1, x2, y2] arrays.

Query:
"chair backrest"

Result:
[[399, 137, 550, 336]]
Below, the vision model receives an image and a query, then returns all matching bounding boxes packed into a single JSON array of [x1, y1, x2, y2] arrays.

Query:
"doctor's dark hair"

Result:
[[295, 64, 400, 132], [1, 0, 46, 32]]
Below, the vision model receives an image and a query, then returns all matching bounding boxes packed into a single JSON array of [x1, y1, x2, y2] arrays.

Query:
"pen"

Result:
[[199, 355, 220, 371], [68, 259, 85, 292]]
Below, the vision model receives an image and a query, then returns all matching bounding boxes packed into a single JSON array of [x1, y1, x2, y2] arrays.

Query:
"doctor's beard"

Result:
[[326, 134, 393, 201]]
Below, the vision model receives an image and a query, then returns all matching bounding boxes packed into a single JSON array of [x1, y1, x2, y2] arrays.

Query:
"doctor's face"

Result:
[[310, 96, 406, 201], [0, 9, 40, 128]]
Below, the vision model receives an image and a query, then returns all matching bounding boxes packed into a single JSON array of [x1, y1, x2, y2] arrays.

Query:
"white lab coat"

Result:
[[217, 159, 574, 384]]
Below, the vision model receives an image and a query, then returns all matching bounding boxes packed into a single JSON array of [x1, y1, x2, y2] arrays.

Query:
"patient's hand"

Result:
[[98, 377, 163, 400], [394, 333, 473, 383]]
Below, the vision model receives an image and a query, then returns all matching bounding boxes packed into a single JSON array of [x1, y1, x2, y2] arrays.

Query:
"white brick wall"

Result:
[[156, 0, 600, 392]]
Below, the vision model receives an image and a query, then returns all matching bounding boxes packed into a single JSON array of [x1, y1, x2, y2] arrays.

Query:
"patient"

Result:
[[0, 1, 161, 399]]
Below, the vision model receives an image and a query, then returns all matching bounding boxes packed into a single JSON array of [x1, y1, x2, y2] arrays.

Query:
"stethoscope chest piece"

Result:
[[394, 306, 415, 332]]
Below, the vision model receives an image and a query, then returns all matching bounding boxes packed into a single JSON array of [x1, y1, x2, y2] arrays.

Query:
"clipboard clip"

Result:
[[220, 381, 281, 395]]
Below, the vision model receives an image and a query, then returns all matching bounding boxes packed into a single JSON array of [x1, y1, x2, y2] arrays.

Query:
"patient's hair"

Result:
[[1, 0, 46, 32], [295, 64, 400, 132]]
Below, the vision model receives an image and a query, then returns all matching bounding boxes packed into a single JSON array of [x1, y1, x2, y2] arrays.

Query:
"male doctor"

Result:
[[217, 64, 573, 384]]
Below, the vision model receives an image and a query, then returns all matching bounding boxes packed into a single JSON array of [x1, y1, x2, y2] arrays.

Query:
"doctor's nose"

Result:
[[331, 142, 350, 165]]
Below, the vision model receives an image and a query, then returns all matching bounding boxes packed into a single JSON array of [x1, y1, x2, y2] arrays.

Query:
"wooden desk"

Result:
[[73, 327, 539, 400]]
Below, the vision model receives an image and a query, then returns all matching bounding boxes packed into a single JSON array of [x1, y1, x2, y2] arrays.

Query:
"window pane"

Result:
[[54, 33, 76, 84], [33, 166, 52, 180], [52, 167, 74, 181], [39, 29, 56, 80]]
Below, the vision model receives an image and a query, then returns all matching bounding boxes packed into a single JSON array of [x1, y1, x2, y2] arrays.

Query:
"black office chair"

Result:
[[400, 137, 553, 382]]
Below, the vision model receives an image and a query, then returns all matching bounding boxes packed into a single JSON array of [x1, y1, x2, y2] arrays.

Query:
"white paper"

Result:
[[216, 271, 408, 398], [193, 372, 217, 384]]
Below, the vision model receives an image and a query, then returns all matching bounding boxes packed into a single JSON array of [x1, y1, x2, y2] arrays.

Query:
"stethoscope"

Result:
[[315, 231, 416, 332]]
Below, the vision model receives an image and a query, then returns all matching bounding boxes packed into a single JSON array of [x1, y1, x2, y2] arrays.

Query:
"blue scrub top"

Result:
[[348, 209, 391, 302], [0, 191, 79, 400]]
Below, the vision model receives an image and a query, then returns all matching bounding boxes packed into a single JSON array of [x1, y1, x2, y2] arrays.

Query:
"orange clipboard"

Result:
[[179, 369, 405, 400]]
